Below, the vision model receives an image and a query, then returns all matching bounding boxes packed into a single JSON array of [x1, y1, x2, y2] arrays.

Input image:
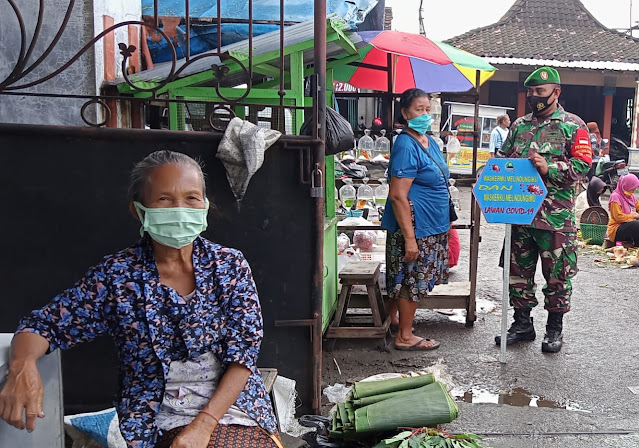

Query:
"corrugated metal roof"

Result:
[[113, 19, 365, 87]]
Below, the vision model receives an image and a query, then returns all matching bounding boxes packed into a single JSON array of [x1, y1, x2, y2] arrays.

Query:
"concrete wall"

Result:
[[0, 0, 96, 126]]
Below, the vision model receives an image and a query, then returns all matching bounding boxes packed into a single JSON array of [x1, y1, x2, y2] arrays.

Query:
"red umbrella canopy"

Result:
[[334, 30, 496, 93], [358, 31, 452, 64]]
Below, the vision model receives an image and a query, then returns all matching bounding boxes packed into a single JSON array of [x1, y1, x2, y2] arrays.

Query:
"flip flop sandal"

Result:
[[394, 338, 440, 351]]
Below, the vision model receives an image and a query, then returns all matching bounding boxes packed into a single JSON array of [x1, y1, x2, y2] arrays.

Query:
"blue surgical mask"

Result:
[[407, 114, 433, 134]]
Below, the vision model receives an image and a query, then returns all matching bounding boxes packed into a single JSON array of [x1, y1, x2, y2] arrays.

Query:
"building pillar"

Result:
[[517, 91, 526, 118], [632, 82, 639, 148], [103, 15, 118, 128], [602, 94, 613, 141]]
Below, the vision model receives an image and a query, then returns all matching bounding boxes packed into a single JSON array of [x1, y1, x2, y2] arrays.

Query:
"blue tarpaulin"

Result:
[[142, 0, 382, 63]]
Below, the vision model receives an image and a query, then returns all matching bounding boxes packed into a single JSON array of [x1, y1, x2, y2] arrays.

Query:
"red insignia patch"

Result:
[[571, 128, 592, 166]]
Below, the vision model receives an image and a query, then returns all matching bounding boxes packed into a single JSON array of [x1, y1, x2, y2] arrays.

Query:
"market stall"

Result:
[[328, 31, 497, 331]]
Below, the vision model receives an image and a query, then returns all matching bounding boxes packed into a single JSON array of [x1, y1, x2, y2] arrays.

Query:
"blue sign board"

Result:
[[473, 158, 548, 225]]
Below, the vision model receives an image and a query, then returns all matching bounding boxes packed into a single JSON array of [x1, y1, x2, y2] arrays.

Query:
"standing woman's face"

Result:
[[401, 96, 431, 122]]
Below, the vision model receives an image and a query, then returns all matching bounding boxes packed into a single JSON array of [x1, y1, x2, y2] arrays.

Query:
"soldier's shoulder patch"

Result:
[[570, 128, 592, 165]]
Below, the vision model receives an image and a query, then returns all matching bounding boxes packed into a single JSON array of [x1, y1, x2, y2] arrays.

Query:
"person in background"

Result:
[[489, 114, 511, 158], [382, 88, 451, 351], [607, 174, 639, 246], [575, 177, 606, 226], [0, 150, 281, 448], [587, 122, 604, 178], [587, 122, 603, 158], [495, 67, 591, 353]]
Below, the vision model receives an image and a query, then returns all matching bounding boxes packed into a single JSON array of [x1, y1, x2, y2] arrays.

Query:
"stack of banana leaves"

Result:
[[329, 374, 458, 439]]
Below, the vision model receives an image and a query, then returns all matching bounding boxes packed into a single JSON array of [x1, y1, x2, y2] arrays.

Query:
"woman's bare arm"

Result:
[[0, 332, 50, 431], [389, 177, 418, 261]]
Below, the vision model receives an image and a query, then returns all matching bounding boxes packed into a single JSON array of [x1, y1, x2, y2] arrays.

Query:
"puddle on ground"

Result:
[[451, 387, 590, 412]]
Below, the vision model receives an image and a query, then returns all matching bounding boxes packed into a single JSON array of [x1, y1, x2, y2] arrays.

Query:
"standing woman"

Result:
[[382, 88, 451, 351]]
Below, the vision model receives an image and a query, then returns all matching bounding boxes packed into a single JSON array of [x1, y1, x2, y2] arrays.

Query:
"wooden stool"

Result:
[[325, 261, 390, 347]]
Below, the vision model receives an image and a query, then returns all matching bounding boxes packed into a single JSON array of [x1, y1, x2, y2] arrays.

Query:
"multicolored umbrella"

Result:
[[334, 30, 496, 93]]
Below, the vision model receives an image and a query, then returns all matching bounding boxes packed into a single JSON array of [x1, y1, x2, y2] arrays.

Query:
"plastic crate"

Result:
[[581, 223, 607, 245]]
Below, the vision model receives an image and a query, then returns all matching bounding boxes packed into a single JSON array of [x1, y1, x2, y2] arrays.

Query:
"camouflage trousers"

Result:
[[508, 226, 578, 313]]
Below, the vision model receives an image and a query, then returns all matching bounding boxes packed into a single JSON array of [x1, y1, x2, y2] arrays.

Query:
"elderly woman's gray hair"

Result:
[[128, 150, 206, 202], [497, 114, 510, 125]]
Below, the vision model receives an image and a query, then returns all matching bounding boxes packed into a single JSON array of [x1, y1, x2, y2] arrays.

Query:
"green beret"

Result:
[[524, 67, 561, 87]]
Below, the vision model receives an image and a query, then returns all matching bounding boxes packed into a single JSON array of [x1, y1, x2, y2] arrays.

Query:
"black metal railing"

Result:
[[0, 0, 309, 132]]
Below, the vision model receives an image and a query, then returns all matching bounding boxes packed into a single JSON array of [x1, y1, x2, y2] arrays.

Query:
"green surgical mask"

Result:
[[133, 199, 209, 249]]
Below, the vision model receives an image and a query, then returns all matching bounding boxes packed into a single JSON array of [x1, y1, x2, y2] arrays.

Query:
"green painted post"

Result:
[[168, 92, 179, 131], [290, 51, 305, 134]]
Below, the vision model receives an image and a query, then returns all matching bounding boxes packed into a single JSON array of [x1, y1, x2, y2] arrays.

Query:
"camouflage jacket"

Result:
[[497, 106, 591, 232]]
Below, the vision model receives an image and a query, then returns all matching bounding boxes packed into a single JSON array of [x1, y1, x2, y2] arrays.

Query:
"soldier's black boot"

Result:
[[495, 308, 536, 345], [541, 312, 564, 353]]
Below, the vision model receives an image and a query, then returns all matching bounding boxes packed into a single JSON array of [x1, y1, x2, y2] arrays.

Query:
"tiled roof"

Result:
[[445, 0, 639, 64], [384, 7, 393, 31]]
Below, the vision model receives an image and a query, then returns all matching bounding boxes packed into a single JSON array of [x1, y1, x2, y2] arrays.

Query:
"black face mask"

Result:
[[527, 92, 555, 115]]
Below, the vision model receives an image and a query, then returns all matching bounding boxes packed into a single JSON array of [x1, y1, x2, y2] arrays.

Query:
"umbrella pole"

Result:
[[387, 53, 394, 144], [472, 70, 480, 179]]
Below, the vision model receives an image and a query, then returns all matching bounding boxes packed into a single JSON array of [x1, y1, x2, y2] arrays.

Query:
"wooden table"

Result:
[[336, 222, 477, 326]]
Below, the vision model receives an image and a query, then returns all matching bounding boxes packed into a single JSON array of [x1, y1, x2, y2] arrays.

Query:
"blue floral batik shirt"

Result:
[[16, 236, 277, 448]]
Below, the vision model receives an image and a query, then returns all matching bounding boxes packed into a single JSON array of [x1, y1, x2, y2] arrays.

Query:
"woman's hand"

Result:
[[403, 238, 419, 262], [170, 415, 215, 448], [0, 360, 44, 432], [633, 212, 639, 220]]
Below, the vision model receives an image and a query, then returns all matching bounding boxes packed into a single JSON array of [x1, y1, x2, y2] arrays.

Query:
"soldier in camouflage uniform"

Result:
[[494, 67, 592, 353]]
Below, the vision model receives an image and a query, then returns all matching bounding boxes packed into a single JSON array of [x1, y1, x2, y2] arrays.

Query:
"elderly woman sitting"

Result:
[[0, 150, 281, 448]]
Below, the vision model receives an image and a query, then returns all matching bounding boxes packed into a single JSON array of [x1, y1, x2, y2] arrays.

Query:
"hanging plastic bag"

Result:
[[300, 108, 355, 156]]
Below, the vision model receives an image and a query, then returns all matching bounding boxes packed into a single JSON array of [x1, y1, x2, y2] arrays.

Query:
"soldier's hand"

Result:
[[0, 360, 44, 432], [529, 153, 548, 175]]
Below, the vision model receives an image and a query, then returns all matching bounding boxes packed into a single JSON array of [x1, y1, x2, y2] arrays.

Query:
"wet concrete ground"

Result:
[[322, 186, 639, 447]]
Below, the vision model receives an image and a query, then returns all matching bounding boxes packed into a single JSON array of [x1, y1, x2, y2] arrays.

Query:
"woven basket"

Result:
[[581, 223, 607, 245]]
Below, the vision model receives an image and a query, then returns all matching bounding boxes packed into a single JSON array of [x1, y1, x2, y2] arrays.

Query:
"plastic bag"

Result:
[[337, 233, 351, 254], [353, 230, 377, 251], [322, 383, 352, 404], [300, 108, 355, 156]]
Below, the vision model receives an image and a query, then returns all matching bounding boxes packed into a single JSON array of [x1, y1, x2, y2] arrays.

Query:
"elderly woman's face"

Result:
[[402, 96, 431, 121], [143, 163, 206, 209]]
